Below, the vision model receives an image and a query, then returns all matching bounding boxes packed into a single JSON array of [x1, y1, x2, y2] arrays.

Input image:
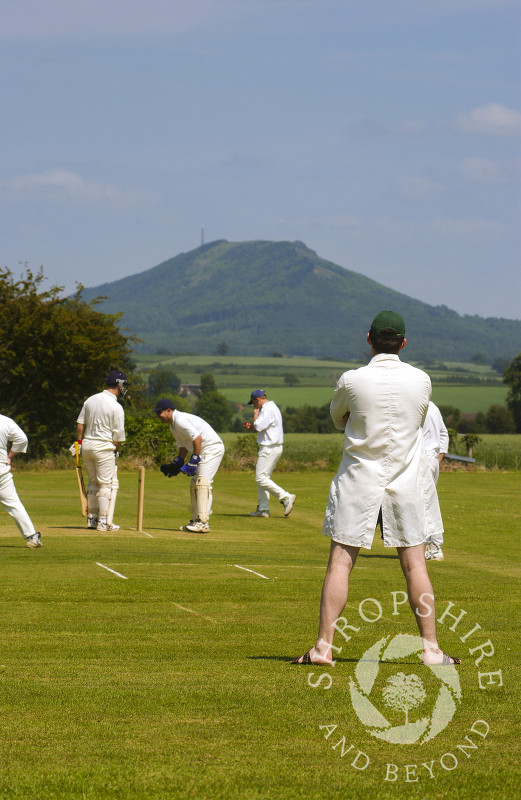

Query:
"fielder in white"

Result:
[[154, 398, 225, 533], [73, 371, 127, 532], [422, 400, 449, 561], [291, 311, 459, 668], [243, 390, 296, 518], [0, 414, 42, 548]]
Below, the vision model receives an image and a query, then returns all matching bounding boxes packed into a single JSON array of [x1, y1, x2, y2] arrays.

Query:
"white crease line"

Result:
[[172, 603, 219, 624], [232, 564, 270, 580], [96, 562, 128, 580], [129, 528, 154, 538]]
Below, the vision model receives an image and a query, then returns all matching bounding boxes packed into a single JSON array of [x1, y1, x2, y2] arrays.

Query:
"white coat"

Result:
[[323, 354, 443, 549]]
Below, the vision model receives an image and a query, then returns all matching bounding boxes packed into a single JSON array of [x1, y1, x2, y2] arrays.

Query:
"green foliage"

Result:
[[283, 404, 336, 434], [147, 369, 181, 396], [224, 432, 259, 469], [283, 373, 300, 386], [460, 433, 482, 458], [504, 353, 521, 432], [0, 267, 134, 457], [492, 356, 510, 374], [124, 397, 191, 464], [123, 415, 175, 465], [200, 372, 217, 393], [484, 404, 516, 434], [194, 391, 233, 432]]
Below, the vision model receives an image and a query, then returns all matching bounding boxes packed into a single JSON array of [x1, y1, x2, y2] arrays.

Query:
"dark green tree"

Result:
[[147, 369, 181, 397], [200, 373, 217, 394], [504, 354, 521, 432], [484, 404, 516, 434], [194, 391, 233, 432], [491, 357, 510, 375], [0, 267, 135, 456]]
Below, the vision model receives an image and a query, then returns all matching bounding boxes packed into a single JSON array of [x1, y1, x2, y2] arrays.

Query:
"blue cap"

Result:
[[153, 398, 175, 414], [248, 389, 267, 405]]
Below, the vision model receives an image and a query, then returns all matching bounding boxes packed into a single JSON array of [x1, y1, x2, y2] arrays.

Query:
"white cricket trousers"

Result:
[[190, 441, 225, 516], [255, 444, 289, 511], [426, 450, 442, 546], [0, 470, 37, 539], [81, 439, 117, 518]]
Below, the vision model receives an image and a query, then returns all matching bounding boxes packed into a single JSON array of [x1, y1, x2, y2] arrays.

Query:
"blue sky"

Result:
[[1, 0, 520, 319]]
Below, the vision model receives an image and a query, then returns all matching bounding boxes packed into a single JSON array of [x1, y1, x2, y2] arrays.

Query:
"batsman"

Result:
[[154, 399, 225, 533], [71, 371, 128, 531]]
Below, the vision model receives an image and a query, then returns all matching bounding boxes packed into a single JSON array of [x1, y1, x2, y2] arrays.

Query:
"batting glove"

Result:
[[160, 456, 185, 478], [180, 454, 201, 477], [69, 440, 82, 456]]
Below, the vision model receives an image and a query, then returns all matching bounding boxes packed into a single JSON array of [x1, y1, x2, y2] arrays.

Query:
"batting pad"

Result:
[[190, 480, 197, 521], [194, 476, 211, 523]]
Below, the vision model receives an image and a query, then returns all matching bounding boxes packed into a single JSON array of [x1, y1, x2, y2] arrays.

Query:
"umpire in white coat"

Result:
[[154, 399, 225, 533], [0, 414, 42, 548], [292, 311, 460, 668]]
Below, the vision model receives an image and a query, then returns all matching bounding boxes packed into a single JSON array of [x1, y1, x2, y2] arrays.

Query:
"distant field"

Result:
[[222, 385, 508, 414], [430, 385, 508, 413], [219, 432, 521, 471], [222, 386, 336, 408], [133, 353, 508, 414], [132, 353, 356, 371]]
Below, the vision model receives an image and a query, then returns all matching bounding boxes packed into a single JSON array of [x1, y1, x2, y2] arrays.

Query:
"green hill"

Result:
[[80, 239, 521, 361]]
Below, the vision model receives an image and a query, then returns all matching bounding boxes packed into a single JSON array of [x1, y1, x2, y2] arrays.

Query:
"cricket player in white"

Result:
[[0, 414, 42, 548], [244, 390, 296, 518], [292, 311, 459, 668], [422, 401, 449, 561], [74, 371, 127, 532], [154, 398, 225, 533]]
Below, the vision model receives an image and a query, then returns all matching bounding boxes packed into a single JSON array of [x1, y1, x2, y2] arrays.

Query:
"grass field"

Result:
[[220, 385, 509, 413], [1, 469, 519, 799], [430, 386, 508, 414], [132, 353, 508, 414]]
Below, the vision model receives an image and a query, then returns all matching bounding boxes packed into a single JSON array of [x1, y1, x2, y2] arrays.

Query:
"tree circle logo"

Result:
[[348, 634, 462, 744]]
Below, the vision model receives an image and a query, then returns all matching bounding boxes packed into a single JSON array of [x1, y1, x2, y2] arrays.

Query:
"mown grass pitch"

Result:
[[0, 470, 519, 799]]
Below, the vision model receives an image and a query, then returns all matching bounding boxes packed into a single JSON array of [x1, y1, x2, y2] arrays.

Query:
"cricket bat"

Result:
[[75, 442, 88, 516]]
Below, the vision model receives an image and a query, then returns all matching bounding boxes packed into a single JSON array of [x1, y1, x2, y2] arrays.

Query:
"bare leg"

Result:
[[292, 541, 359, 664], [398, 544, 459, 665]]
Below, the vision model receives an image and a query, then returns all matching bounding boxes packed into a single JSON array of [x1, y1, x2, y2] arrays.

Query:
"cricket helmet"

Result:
[[106, 370, 128, 396]]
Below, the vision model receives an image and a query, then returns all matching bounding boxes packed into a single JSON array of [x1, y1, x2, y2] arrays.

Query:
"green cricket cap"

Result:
[[370, 310, 405, 338]]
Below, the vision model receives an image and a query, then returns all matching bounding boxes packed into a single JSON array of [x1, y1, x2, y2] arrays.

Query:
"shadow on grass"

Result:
[[360, 553, 399, 560], [249, 655, 360, 664]]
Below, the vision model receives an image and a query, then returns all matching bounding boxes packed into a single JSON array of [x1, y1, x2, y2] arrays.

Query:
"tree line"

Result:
[[1, 267, 520, 463]]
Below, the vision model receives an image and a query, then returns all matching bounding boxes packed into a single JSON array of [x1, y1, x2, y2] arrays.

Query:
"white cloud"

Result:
[[453, 103, 521, 136], [398, 176, 443, 198], [2, 169, 157, 208]]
